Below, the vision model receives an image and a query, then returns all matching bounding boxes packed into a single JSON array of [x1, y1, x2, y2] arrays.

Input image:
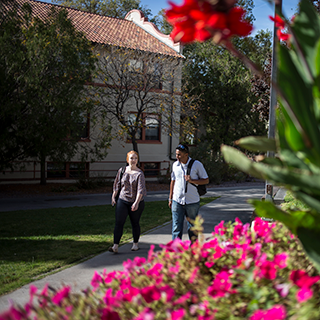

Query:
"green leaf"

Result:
[[236, 136, 276, 152], [278, 46, 315, 142], [294, 191, 320, 213], [291, 0, 320, 80], [297, 227, 320, 273], [221, 145, 265, 180]]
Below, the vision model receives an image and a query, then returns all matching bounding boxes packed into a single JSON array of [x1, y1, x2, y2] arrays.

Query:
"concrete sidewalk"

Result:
[[0, 185, 265, 313]]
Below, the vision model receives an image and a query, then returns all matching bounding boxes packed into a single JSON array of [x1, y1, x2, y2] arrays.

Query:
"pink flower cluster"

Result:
[[1, 217, 319, 320]]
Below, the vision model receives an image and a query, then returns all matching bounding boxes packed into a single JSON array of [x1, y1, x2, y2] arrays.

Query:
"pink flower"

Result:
[[297, 287, 313, 303], [250, 305, 286, 320], [103, 288, 119, 306], [39, 284, 49, 307], [214, 221, 226, 235], [275, 283, 290, 297], [133, 308, 155, 320], [170, 308, 185, 320], [101, 307, 121, 320], [123, 257, 147, 272], [160, 238, 190, 252], [52, 286, 71, 305], [290, 270, 320, 288], [260, 260, 277, 280], [174, 291, 191, 305], [146, 263, 163, 278], [141, 285, 162, 303], [120, 283, 140, 302], [189, 267, 199, 284], [273, 253, 288, 269], [29, 285, 38, 303], [65, 305, 73, 313], [208, 271, 233, 298], [253, 218, 273, 240], [104, 270, 121, 283], [0, 306, 24, 320], [91, 271, 102, 289], [233, 218, 244, 237], [148, 245, 155, 262]]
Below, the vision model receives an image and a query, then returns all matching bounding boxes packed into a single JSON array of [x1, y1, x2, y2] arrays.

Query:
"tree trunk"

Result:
[[131, 137, 140, 166], [40, 153, 46, 185]]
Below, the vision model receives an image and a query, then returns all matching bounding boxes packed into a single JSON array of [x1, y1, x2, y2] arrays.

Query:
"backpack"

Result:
[[115, 166, 126, 202], [185, 159, 207, 196]]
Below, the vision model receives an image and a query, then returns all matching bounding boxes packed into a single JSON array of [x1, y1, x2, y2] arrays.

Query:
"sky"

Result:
[[142, 0, 301, 34], [40, 0, 301, 34]]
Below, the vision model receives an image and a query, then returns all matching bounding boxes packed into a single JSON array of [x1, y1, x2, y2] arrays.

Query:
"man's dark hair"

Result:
[[176, 144, 189, 153]]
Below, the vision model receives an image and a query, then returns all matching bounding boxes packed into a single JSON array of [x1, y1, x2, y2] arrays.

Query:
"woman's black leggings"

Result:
[[113, 198, 145, 244]]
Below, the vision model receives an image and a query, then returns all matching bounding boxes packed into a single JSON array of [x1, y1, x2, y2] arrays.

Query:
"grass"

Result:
[[0, 197, 217, 296], [281, 191, 310, 212]]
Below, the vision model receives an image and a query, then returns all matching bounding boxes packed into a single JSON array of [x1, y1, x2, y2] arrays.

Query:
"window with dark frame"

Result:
[[47, 162, 88, 178], [77, 112, 90, 140], [141, 162, 160, 177], [127, 112, 161, 143]]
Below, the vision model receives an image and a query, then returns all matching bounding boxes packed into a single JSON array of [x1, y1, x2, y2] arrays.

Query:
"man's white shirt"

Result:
[[171, 157, 208, 205]]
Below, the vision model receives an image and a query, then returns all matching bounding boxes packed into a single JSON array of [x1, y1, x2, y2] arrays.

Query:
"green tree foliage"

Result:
[[182, 29, 271, 154], [51, 0, 152, 19], [0, 3, 104, 184]]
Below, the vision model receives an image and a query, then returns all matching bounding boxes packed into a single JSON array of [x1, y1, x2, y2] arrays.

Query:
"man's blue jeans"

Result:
[[171, 200, 200, 241]]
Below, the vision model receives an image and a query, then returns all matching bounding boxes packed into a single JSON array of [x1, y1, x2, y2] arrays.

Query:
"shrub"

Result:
[[2, 218, 319, 320]]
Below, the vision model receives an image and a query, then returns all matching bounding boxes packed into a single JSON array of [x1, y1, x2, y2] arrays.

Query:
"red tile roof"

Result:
[[6, 0, 182, 58]]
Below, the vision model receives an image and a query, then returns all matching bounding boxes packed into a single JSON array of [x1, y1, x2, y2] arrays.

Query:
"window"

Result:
[[140, 162, 160, 177], [127, 112, 161, 143], [145, 115, 160, 140], [148, 62, 163, 90], [70, 112, 90, 141], [47, 163, 66, 178], [47, 162, 88, 178], [77, 112, 90, 140]]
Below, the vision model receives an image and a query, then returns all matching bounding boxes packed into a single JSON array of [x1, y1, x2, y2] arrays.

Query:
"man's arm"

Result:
[[185, 176, 209, 185], [185, 160, 209, 185], [168, 180, 175, 208]]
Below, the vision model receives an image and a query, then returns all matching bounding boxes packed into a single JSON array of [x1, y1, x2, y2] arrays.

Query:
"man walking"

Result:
[[168, 144, 209, 241]]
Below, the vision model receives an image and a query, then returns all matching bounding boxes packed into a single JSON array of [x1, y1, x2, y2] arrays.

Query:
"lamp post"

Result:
[[265, 0, 283, 203]]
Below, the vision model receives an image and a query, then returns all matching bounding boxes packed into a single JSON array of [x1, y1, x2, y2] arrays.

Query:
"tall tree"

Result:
[[88, 47, 182, 156], [0, 3, 110, 184], [181, 27, 272, 152], [51, 0, 152, 19]]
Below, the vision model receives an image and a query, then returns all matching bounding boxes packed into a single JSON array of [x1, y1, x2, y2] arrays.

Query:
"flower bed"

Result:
[[1, 218, 319, 320]]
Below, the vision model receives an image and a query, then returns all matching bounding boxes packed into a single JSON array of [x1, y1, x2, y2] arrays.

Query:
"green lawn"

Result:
[[0, 197, 217, 296]]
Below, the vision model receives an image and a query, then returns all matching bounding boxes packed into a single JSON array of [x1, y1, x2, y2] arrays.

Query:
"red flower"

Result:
[[166, 0, 252, 44], [269, 14, 285, 29], [269, 14, 291, 41], [227, 7, 253, 37], [277, 29, 290, 41]]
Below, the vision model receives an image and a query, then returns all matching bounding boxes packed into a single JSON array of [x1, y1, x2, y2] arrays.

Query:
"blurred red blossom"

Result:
[[165, 0, 252, 44]]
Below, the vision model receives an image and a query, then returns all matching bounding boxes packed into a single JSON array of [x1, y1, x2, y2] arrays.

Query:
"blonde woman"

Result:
[[109, 151, 147, 253]]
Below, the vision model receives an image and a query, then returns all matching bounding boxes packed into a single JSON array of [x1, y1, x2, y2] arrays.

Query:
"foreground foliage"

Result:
[[222, 0, 320, 272], [1, 218, 319, 320]]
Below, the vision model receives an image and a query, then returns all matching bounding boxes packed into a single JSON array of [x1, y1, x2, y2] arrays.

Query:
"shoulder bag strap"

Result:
[[185, 159, 195, 193]]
